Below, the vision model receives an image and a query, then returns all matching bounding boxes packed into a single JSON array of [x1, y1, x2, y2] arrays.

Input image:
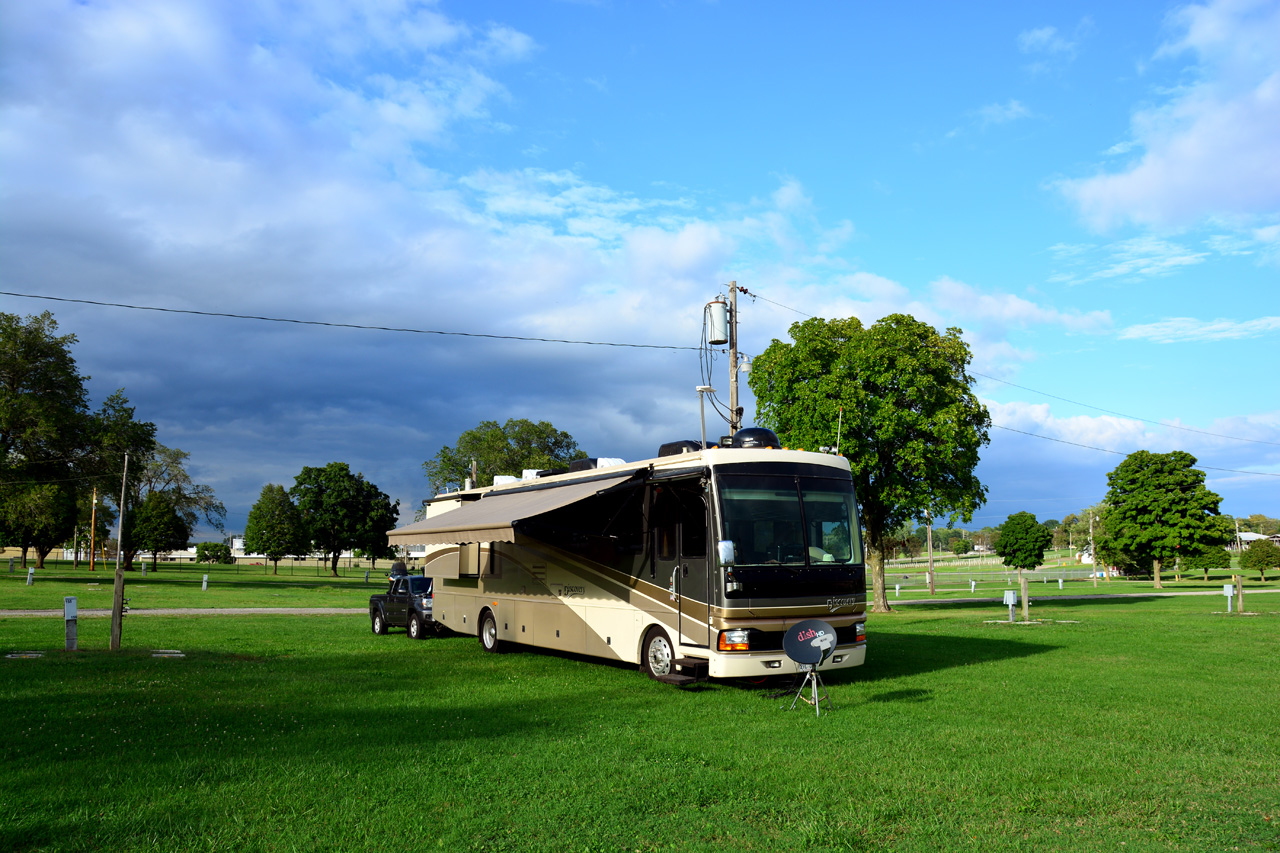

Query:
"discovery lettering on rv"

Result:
[[827, 597, 858, 612], [555, 584, 586, 598]]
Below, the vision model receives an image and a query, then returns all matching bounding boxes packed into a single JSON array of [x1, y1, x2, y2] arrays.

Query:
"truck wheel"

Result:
[[408, 613, 423, 640], [479, 610, 501, 653], [371, 610, 387, 635], [642, 626, 673, 679]]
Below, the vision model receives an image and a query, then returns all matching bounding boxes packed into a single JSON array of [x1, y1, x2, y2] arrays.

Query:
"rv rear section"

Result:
[[388, 434, 866, 682]]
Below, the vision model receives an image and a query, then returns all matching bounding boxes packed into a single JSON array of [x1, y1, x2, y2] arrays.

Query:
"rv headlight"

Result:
[[718, 629, 750, 651]]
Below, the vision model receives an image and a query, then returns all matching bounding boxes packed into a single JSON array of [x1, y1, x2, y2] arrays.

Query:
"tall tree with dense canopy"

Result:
[[1181, 545, 1232, 581], [422, 418, 588, 496], [1101, 450, 1233, 589], [125, 490, 192, 572], [1240, 540, 1280, 582], [291, 462, 400, 576], [994, 511, 1054, 581], [749, 314, 991, 612], [244, 484, 309, 574]]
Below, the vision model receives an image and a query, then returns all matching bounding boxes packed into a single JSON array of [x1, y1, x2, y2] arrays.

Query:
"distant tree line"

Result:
[[245, 462, 399, 576]]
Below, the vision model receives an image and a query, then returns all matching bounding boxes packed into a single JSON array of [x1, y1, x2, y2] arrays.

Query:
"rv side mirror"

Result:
[[717, 540, 735, 567]]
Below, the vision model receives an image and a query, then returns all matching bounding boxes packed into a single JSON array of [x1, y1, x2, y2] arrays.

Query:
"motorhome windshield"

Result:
[[718, 474, 863, 567]]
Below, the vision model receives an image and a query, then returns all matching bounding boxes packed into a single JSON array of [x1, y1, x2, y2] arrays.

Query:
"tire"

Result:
[[371, 610, 387, 635], [478, 610, 501, 653], [408, 613, 423, 640], [641, 626, 674, 679]]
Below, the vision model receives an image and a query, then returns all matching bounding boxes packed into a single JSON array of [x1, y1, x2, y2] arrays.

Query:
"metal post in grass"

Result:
[[1223, 583, 1234, 613], [64, 596, 77, 651], [1004, 589, 1017, 622], [110, 452, 129, 652], [202, 574, 208, 591], [27, 566, 34, 585]]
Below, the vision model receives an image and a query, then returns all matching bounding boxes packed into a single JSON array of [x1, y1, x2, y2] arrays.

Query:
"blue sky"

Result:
[[2, 0, 1277, 536]]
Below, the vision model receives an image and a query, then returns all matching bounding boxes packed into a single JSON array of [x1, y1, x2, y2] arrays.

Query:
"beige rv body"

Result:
[[389, 448, 867, 679]]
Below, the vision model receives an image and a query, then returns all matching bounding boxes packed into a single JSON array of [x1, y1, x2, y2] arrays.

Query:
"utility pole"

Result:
[[926, 513, 935, 596], [88, 487, 97, 572], [1089, 510, 1097, 588], [110, 453, 128, 651], [728, 282, 741, 436]]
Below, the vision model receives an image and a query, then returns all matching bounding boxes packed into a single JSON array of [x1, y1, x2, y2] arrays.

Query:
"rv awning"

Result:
[[387, 474, 636, 546]]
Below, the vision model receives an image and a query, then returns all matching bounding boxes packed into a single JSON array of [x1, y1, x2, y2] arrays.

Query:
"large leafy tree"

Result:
[[1101, 450, 1233, 589], [134, 444, 225, 535], [291, 462, 400, 576], [994, 511, 1053, 580], [749, 314, 991, 612], [125, 491, 192, 572], [1181, 545, 1232, 582], [0, 311, 89, 566], [1240, 540, 1280, 582], [244, 484, 309, 574], [423, 418, 588, 496]]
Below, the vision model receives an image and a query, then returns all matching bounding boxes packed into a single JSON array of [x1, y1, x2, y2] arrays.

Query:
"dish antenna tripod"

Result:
[[783, 618, 836, 716]]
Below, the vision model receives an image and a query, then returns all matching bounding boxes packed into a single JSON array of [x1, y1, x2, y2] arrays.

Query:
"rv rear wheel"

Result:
[[642, 626, 673, 679], [479, 610, 501, 653]]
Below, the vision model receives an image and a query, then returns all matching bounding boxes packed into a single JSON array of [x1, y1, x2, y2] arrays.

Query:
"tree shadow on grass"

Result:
[[823, 629, 1059, 686]]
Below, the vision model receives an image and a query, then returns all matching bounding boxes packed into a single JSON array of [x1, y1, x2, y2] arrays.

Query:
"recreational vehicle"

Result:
[[386, 428, 867, 683]]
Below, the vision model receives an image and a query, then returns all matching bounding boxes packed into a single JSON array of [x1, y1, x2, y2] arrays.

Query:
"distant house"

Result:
[[1235, 531, 1271, 551]]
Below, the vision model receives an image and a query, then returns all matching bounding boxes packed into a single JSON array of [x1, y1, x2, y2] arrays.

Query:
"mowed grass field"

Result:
[[2, 594, 1278, 852]]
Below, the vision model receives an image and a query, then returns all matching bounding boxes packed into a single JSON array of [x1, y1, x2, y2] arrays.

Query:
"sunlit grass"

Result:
[[2, 596, 1277, 851]]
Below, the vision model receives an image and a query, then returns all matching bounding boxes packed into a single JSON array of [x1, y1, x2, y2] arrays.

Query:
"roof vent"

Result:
[[659, 439, 715, 457]]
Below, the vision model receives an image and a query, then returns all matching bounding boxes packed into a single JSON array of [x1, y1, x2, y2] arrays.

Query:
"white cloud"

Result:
[[929, 277, 1112, 334], [1049, 235, 1214, 283], [1118, 316, 1280, 342], [978, 99, 1031, 126], [1018, 26, 1076, 56], [1060, 0, 1280, 228]]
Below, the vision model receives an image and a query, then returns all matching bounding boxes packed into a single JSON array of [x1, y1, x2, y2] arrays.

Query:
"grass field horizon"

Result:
[[3, 595, 1277, 851]]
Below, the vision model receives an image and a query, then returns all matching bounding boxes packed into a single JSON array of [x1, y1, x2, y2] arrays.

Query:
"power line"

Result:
[[0, 291, 700, 352], [992, 423, 1280, 478], [975, 371, 1280, 447]]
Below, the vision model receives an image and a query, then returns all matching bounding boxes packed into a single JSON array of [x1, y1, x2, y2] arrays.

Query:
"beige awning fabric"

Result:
[[387, 474, 635, 546]]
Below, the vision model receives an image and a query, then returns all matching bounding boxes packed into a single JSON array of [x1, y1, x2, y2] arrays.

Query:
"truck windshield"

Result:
[[718, 474, 862, 567], [407, 576, 432, 595]]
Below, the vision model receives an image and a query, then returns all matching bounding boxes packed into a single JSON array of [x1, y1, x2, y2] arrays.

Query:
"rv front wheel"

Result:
[[479, 610, 501, 653], [642, 626, 673, 679]]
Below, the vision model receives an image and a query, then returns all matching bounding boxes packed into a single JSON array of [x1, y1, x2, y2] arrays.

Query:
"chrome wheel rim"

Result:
[[648, 635, 672, 676]]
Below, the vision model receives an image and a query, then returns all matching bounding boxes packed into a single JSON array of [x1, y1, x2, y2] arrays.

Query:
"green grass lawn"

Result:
[[2, 596, 1277, 852]]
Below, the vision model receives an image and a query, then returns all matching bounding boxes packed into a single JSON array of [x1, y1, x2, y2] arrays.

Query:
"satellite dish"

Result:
[[783, 619, 837, 716], [783, 619, 837, 668]]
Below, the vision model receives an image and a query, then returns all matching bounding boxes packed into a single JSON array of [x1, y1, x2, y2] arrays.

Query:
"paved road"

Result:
[[0, 607, 365, 618], [892, 588, 1280, 606], [4, 588, 1277, 618]]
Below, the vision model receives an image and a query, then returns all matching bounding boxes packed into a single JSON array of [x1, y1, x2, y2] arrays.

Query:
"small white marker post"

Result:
[[1058, 579, 1064, 590], [1224, 583, 1234, 613], [202, 574, 209, 591], [970, 580, 976, 593], [27, 567, 35, 586], [1004, 589, 1018, 622], [64, 596, 77, 651], [894, 584, 900, 597]]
